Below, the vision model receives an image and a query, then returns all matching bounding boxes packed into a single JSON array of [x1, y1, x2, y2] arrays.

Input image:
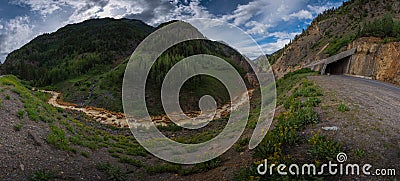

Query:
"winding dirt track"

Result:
[[40, 89, 253, 128]]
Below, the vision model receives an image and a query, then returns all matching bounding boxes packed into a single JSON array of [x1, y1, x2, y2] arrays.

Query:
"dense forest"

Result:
[[0, 18, 253, 113], [1, 18, 154, 86]]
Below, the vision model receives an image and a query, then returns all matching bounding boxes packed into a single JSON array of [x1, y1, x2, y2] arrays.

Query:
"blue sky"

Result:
[[0, 0, 347, 62]]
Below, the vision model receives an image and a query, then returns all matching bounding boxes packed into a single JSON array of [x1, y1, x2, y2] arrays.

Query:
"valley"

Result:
[[0, 0, 400, 180], [38, 88, 254, 129]]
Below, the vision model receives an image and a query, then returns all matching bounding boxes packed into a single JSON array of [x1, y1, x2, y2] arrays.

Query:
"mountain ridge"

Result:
[[0, 18, 253, 114]]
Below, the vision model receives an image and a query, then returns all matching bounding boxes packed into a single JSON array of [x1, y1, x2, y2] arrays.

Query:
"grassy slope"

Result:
[[0, 75, 232, 180], [236, 69, 345, 180]]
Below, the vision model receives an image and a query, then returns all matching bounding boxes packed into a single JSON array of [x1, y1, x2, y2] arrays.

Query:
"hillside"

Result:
[[0, 75, 254, 180], [1, 18, 154, 86], [0, 19, 253, 113], [271, 0, 400, 85]]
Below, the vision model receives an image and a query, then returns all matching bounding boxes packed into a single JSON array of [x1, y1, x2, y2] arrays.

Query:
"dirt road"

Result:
[[312, 75, 400, 173]]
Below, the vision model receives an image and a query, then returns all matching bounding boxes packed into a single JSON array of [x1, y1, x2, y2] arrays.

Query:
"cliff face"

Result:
[[271, 0, 400, 86], [348, 37, 400, 85]]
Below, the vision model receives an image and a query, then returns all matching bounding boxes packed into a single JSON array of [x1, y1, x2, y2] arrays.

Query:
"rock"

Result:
[[20, 164, 24, 171], [28, 130, 43, 146], [322, 126, 338, 131]]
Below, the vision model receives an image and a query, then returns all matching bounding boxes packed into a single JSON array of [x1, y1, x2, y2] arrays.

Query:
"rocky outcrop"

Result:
[[271, 0, 400, 84], [348, 37, 400, 86]]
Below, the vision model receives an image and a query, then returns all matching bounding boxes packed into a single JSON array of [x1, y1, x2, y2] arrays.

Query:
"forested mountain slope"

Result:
[[0, 19, 253, 113]]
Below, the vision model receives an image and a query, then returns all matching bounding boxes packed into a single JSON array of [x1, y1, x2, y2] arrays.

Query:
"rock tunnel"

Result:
[[305, 49, 356, 75], [324, 56, 350, 75]]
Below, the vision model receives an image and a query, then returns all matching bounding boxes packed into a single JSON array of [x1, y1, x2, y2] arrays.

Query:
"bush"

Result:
[[360, 14, 400, 39]]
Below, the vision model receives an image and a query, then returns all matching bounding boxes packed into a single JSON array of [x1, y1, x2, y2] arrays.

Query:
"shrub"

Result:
[[324, 34, 356, 56], [118, 156, 144, 167], [145, 163, 181, 174], [81, 151, 89, 158], [47, 124, 70, 150], [337, 103, 350, 112], [308, 131, 342, 161], [17, 109, 25, 119], [14, 124, 23, 131], [29, 170, 53, 181], [96, 162, 126, 181]]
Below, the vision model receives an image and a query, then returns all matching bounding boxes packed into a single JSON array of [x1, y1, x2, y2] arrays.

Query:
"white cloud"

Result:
[[245, 21, 272, 35], [0, 0, 345, 63], [307, 5, 329, 14], [262, 39, 290, 54], [221, 0, 270, 26], [267, 31, 300, 40], [0, 0, 214, 62], [282, 10, 313, 21], [0, 16, 34, 63], [219, 0, 305, 36]]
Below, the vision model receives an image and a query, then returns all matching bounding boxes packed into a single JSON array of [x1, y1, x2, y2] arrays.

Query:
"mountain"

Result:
[[0, 18, 253, 114], [1, 18, 154, 86], [271, 0, 400, 86]]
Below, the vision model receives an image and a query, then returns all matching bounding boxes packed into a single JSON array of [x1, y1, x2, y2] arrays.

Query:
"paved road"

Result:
[[312, 75, 400, 171], [313, 75, 400, 127]]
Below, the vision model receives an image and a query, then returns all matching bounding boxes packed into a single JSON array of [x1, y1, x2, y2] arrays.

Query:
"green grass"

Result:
[[255, 80, 321, 158], [337, 103, 350, 112], [234, 137, 250, 152], [354, 149, 366, 158], [240, 74, 326, 180], [308, 131, 342, 161], [324, 34, 356, 56], [118, 156, 144, 167], [81, 151, 90, 158], [46, 124, 70, 151], [14, 124, 23, 131], [96, 162, 126, 181], [17, 109, 25, 119], [145, 163, 182, 174], [29, 170, 54, 181], [275, 68, 319, 105]]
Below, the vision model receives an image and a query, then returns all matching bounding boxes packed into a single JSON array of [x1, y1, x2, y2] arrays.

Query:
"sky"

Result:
[[0, 0, 347, 62]]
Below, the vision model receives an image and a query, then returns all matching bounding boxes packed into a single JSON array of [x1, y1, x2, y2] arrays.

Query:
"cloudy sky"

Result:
[[0, 0, 346, 62]]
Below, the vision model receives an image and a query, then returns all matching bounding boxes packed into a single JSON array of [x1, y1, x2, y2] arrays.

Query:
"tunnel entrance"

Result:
[[325, 57, 350, 75]]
